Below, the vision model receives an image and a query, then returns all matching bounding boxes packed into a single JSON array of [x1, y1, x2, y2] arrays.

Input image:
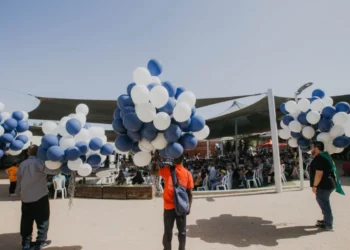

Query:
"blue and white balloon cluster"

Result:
[[113, 59, 210, 167], [279, 89, 350, 154], [37, 104, 114, 177], [0, 102, 32, 158]]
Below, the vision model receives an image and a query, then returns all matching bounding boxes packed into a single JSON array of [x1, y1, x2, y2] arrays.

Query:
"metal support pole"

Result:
[[206, 140, 210, 159], [235, 119, 239, 166], [267, 89, 283, 193], [295, 93, 305, 190]]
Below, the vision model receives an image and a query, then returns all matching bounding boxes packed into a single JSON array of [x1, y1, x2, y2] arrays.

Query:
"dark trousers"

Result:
[[163, 209, 186, 250], [21, 195, 50, 246], [316, 189, 334, 227], [9, 181, 17, 194]]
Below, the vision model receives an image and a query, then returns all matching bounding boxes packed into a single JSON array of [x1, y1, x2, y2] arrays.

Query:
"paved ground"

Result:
[[0, 177, 349, 250]]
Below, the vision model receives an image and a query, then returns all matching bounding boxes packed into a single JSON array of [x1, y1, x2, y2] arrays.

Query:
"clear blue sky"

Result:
[[1, 0, 350, 120]]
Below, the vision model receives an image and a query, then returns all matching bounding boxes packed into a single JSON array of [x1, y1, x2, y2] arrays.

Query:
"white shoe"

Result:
[[10, 194, 18, 197]]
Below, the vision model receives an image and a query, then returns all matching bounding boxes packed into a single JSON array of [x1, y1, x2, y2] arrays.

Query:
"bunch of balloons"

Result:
[[112, 59, 210, 167], [0, 102, 32, 158], [279, 89, 350, 154], [37, 104, 114, 177]]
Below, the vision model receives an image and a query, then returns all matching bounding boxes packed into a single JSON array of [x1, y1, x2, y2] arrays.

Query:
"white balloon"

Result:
[[78, 163, 92, 177], [1, 112, 11, 124], [76, 104, 89, 116], [285, 101, 298, 114], [131, 85, 150, 104], [58, 117, 70, 137], [279, 128, 291, 140], [68, 158, 83, 171], [290, 112, 301, 120], [45, 161, 61, 170], [333, 112, 349, 126], [288, 138, 298, 148], [310, 99, 325, 112], [0, 102, 4, 112], [70, 113, 86, 126], [330, 125, 345, 138], [335, 147, 344, 154], [60, 136, 76, 150], [150, 86, 169, 108], [135, 103, 156, 123], [345, 126, 350, 137], [151, 133, 168, 150], [317, 132, 332, 143], [0, 126, 4, 136], [323, 96, 334, 106], [22, 111, 29, 121], [88, 126, 105, 138], [302, 126, 315, 139], [280, 120, 287, 129], [139, 139, 155, 152], [193, 125, 210, 140], [74, 128, 90, 143], [177, 91, 196, 108], [19, 130, 33, 139], [133, 151, 152, 167], [153, 112, 171, 131], [100, 135, 108, 144], [297, 98, 310, 113], [173, 103, 191, 122], [8, 150, 22, 156], [306, 111, 321, 125], [150, 76, 161, 85], [42, 121, 58, 135], [289, 121, 302, 133], [325, 143, 336, 155], [133, 67, 152, 85]]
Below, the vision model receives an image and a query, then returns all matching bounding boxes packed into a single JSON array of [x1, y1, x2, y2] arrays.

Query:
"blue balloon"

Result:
[[179, 134, 198, 150], [141, 122, 158, 141], [147, 59, 162, 76], [80, 155, 87, 162], [291, 132, 303, 139], [10, 140, 24, 151], [147, 83, 158, 91], [3, 118, 18, 131], [189, 115, 205, 132], [131, 143, 141, 153], [100, 144, 114, 155], [191, 107, 196, 117], [165, 143, 184, 159], [0, 149, 4, 158], [162, 81, 176, 97], [127, 130, 142, 142], [335, 102, 350, 113], [318, 118, 333, 132], [66, 119, 82, 136], [177, 119, 191, 132], [123, 113, 142, 132], [159, 148, 167, 158], [112, 118, 127, 135], [76, 141, 89, 155], [301, 146, 311, 152], [322, 106, 337, 119], [297, 137, 311, 148], [16, 135, 29, 144], [175, 87, 185, 99], [164, 124, 181, 143], [41, 134, 59, 148], [89, 137, 103, 151], [115, 135, 133, 152], [61, 163, 72, 175], [282, 115, 294, 126], [158, 98, 176, 115], [113, 108, 121, 119], [87, 154, 102, 166], [120, 106, 135, 119], [83, 123, 91, 129], [12, 111, 24, 121], [10, 130, 17, 137], [16, 121, 29, 133], [1, 133, 14, 144], [37, 146, 48, 160], [280, 103, 288, 115], [117, 94, 134, 109], [127, 83, 136, 96], [47, 146, 65, 161], [312, 89, 325, 99], [333, 136, 350, 148], [297, 113, 309, 126], [65, 146, 80, 161]]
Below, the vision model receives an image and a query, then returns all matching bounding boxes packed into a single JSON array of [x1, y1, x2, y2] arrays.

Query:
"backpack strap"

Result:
[[170, 165, 178, 188]]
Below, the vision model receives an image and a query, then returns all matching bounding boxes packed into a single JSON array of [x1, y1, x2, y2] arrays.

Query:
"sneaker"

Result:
[[34, 241, 51, 250], [317, 220, 324, 224], [317, 224, 333, 231], [22, 246, 31, 250]]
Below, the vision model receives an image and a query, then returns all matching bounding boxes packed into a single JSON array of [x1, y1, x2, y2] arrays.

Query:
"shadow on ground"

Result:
[[186, 214, 324, 247], [0, 233, 82, 250]]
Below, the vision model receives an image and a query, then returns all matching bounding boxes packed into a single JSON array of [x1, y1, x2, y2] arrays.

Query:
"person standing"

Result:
[[16, 145, 60, 250], [309, 141, 336, 231], [6, 161, 19, 196], [151, 152, 193, 250]]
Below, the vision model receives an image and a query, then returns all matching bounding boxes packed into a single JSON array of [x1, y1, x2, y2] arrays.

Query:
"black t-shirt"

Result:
[[309, 155, 336, 190]]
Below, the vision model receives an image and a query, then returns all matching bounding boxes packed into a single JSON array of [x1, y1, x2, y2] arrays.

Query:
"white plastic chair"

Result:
[[197, 177, 209, 191], [246, 170, 258, 188], [216, 175, 228, 190], [53, 178, 67, 199]]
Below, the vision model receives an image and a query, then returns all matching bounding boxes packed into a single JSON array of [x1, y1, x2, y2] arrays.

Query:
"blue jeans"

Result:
[[316, 189, 334, 227]]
